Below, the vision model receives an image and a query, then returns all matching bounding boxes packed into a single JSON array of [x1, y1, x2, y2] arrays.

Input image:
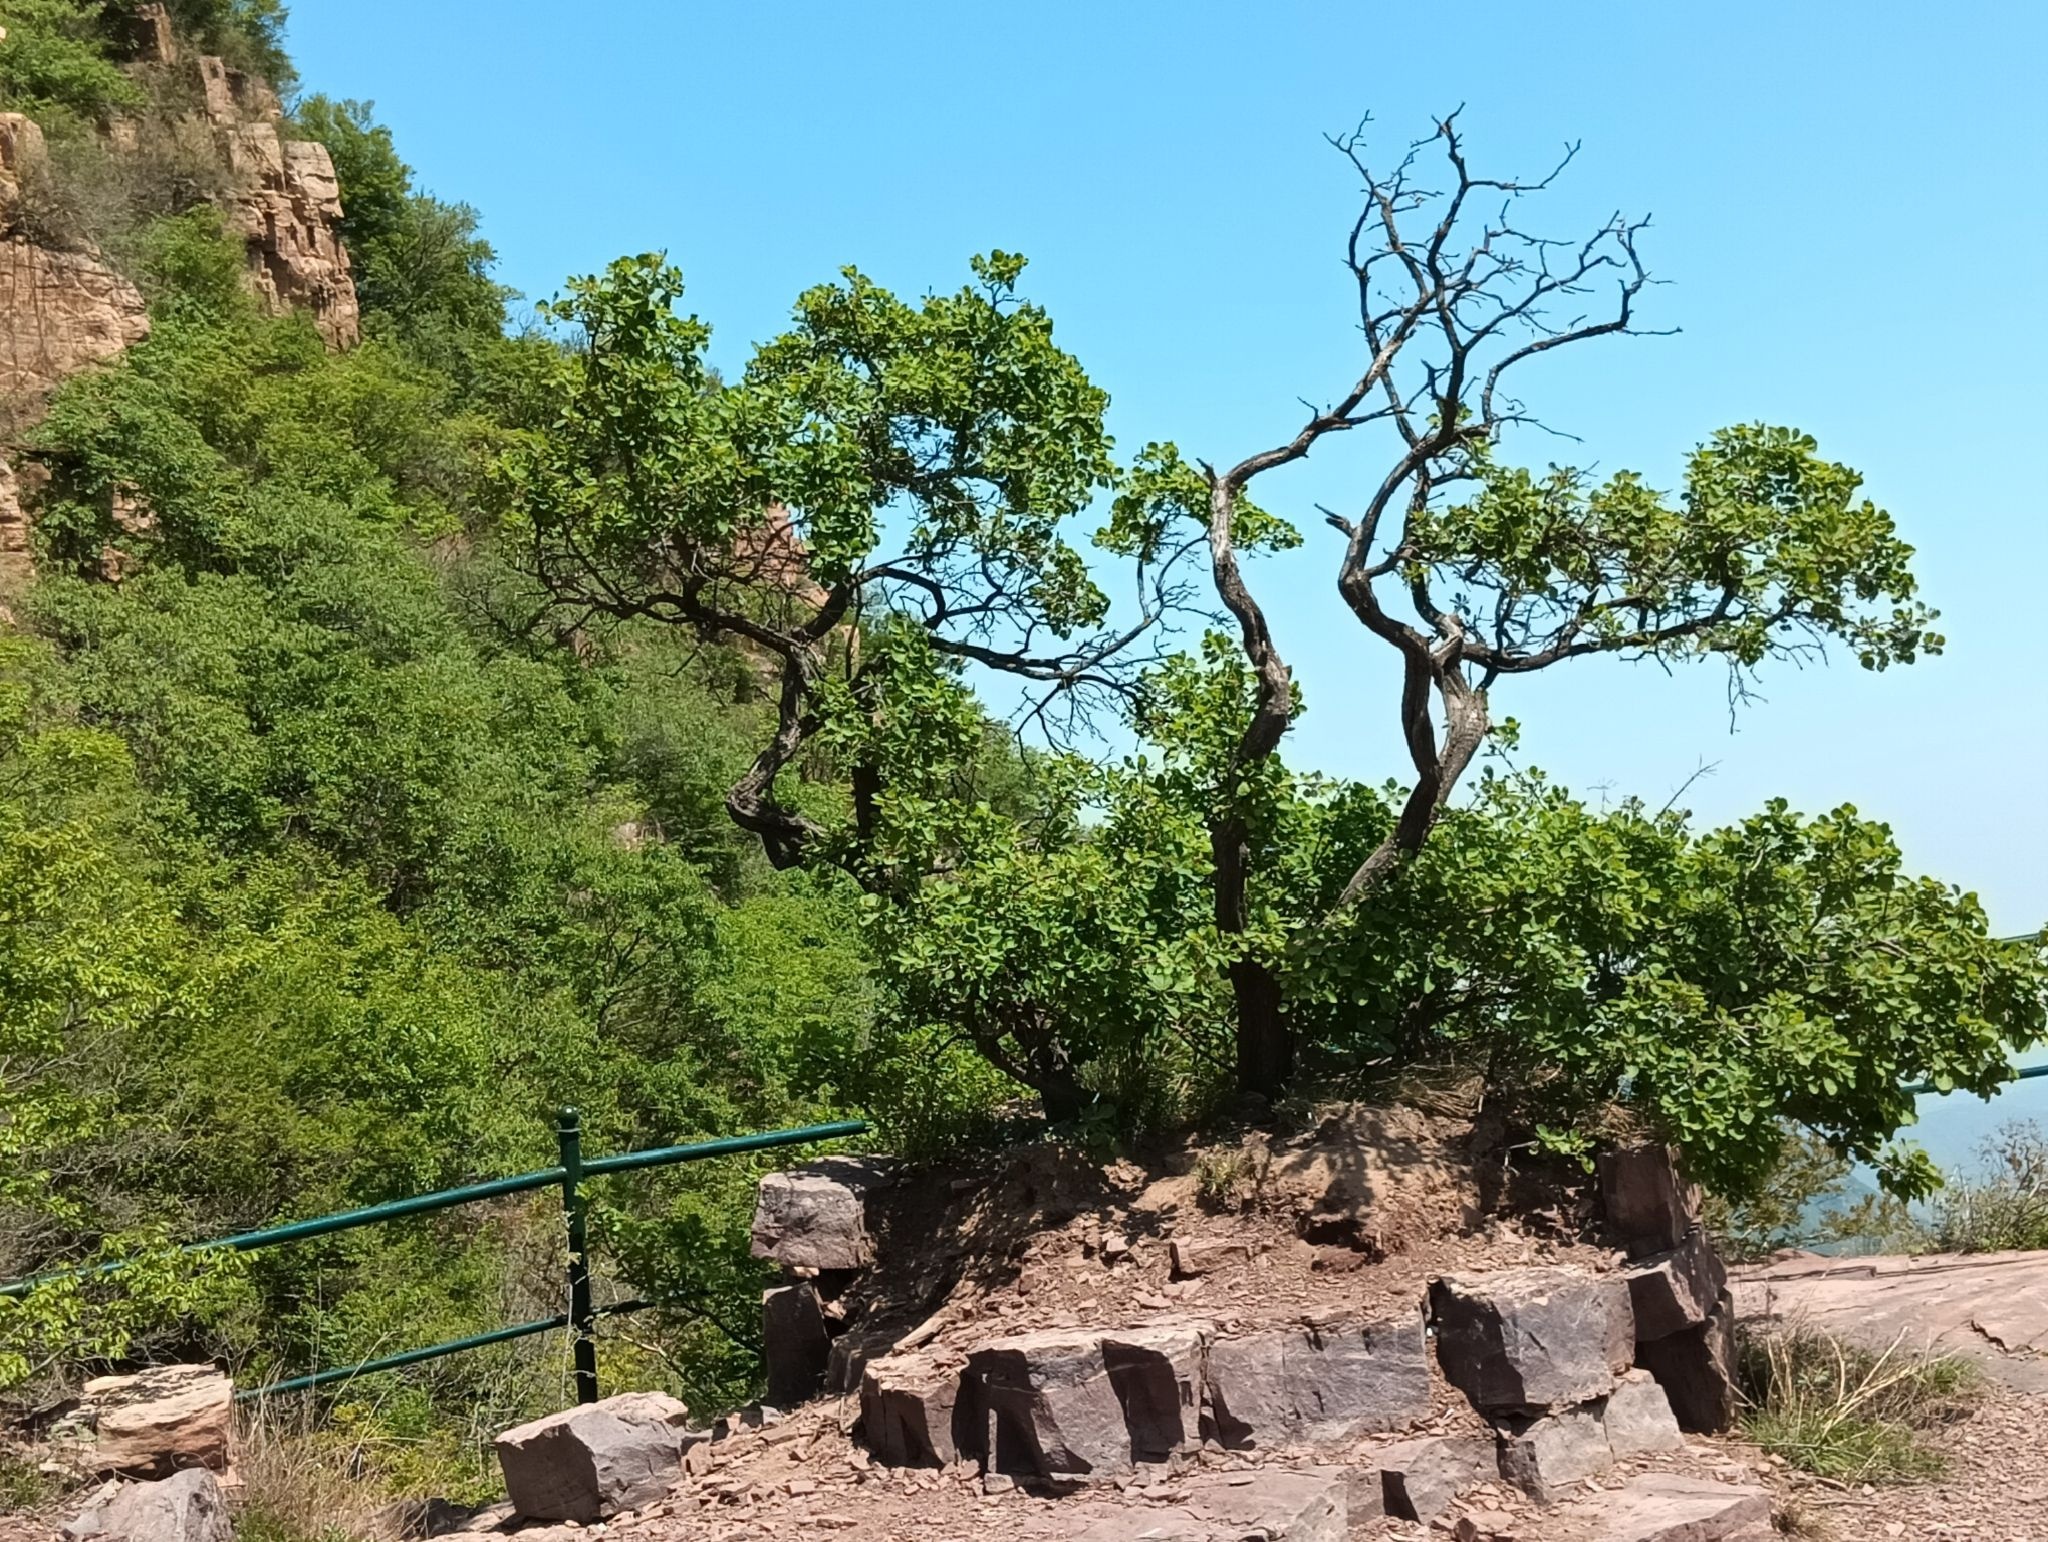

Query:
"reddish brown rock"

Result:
[[1627, 1229, 1727, 1343], [1434, 1268, 1635, 1412], [1634, 1292, 1738, 1434], [761, 1282, 831, 1408], [1204, 1310, 1431, 1448], [1496, 1402, 1614, 1501], [1598, 1145, 1701, 1260], [1556, 1473, 1771, 1541], [859, 1352, 967, 1468], [1373, 1435, 1496, 1523], [493, 1392, 693, 1522], [1169, 1236, 1253, 1278], [970, 1327, 1136, 1481], [751, 1158, 889, 1271]]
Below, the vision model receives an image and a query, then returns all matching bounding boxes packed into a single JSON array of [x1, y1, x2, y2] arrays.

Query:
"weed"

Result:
[[1738, 1325, 1978, 1484], [0, 1446, 56, 1510], [1194, 1148, 1252, 1210]]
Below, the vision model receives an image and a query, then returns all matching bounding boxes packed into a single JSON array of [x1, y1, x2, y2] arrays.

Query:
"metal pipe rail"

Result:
[[0, 1114, 868, 1404]]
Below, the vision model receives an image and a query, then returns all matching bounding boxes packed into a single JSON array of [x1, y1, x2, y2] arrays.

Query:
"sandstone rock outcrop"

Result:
[[193, 58, 358, 349], [493, 1391, 694, 1522], [80, 1365, 236, 1480], [0, 113, 151, 402]]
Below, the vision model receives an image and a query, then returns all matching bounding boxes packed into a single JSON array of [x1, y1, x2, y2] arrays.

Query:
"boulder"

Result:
[[970, 1328, 1136, 1481], [1434, 1268, 1635, 1412], [1598, 1146, 1700, 1260], [493, 1391, 693, 1522], [1373, 1434, 1497, 1523], [760, 1282, 831, 1407], [67, 1469, 231, 1542], [1633, 1293, 1738, 1434], [1602, 1371, 1685, 1457], [1626, 1230, 1727, 1343], [1168, 1237, 1253, 1278], [1101, 1322, 1205, 1461], [749, 1157, 890, 1271], [1560, 1473, 1771, 1541], [859, 1352, 968, 1468], [1496, 1402, 1614, 1502], [1203, 1310, 1431, 1448], [82, 1366, 235, 1479]]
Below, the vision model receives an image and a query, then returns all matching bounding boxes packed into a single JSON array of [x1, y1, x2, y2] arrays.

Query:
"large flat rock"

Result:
[[1553, 1473, 1773, 1541], [1732, 1249, 2048, 1393], [1068, 1469, 1347, 1542]]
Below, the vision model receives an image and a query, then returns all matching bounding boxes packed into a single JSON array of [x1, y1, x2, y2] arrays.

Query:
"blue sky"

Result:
[[287, 1, 2048, 1148]]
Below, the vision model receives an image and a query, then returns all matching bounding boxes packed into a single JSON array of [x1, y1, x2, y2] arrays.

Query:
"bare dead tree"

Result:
[[1201, 111, 1660, 1093], [1201, 111, 1935, 1096]]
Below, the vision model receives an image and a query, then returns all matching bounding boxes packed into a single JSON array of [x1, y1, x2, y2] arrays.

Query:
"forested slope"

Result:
[[0, 1, 881, 1468]]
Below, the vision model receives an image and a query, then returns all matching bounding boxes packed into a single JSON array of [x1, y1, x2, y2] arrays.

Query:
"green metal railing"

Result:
[[1901, 1061, 2048, 1097], [0, 1111, 866, 1404]]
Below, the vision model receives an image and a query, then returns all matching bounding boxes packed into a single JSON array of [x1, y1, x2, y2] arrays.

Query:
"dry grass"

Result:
[[234, 1410, 387, 1542], [1738, 1325, 1979, 1484]]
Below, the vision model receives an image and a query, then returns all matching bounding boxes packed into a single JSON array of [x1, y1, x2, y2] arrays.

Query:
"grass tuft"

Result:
[[1738, 1325, 1979, 1484]]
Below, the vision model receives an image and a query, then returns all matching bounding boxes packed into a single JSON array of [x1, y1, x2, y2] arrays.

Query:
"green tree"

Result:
[[1123, 117, 1942, 1095], [493, 253, 1204, 1116]]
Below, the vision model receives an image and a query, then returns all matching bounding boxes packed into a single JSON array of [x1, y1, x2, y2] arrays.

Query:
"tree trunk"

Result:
[[1213, 812, 1291, 1098], [1204, 481, 1299, 1102], [1230, 955, 1290, 1099]]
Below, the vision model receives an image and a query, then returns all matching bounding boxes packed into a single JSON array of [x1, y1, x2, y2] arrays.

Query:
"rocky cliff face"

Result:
[[0, 112, 153, 591], [0, 6, 361, 596], [193, 52, 360, 349]]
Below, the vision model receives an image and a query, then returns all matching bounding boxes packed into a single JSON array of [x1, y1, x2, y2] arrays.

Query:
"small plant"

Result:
[[1739, 1325, 1978, 1483], [1193, 1148, 1253, 1210], [0, 1445, 57, 1510]]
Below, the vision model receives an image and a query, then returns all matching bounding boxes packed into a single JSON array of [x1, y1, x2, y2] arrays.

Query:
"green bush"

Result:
[[0, 0, 144, 120]]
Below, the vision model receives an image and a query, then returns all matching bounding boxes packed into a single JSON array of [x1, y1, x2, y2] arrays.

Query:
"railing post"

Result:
[[557, 1108, 598, 1404]]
